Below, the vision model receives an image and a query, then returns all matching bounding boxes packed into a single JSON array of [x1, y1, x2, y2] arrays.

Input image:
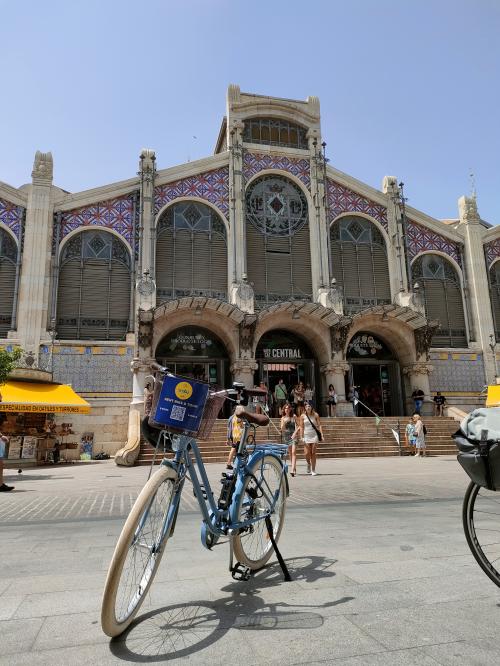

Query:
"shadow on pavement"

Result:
[[109, 555, 353, 662]]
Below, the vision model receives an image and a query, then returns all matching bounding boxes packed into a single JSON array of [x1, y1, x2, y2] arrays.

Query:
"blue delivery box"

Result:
[[149, 374, 209, 435]]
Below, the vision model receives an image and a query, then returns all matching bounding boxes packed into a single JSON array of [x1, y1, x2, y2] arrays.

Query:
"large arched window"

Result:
[[330, 216, 391, 314], [0, 228, 17, 337], [246, 175, 312, 306], [243, 118, 308, 149], [413, 254, 467, 348], [489, 261, 500, 342], [156, 201, 227, 301], [56, 230, 131, 340]]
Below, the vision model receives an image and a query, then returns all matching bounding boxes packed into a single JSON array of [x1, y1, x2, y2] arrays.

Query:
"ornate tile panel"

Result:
[[58, 194, 137, 254], [243, 153, 311, 188], [52, 345, 133, 392], [0, 197, 23, 239], [154, 167, 229, 217], [327, 179, 388, 230], [428, 352, 484, 392], [484, 238, 500, 267], [407, 220, 462, 265]]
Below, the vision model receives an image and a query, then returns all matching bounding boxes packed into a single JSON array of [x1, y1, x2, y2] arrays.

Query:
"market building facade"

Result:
[[1, 84, 498, 455]]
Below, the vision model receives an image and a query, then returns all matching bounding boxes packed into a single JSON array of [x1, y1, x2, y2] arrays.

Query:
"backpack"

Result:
[[423, 424, 427, 436], [454, 408, 500, 490]]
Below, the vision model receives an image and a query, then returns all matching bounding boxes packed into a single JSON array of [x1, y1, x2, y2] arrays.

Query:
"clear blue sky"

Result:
[[1, 0, 499, 223]]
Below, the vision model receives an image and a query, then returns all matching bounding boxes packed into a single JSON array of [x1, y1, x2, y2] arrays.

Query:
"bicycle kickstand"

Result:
[[265, 515, 292, 582]]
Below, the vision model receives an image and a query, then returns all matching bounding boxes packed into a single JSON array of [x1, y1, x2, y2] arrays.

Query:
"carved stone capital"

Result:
[[238, 315, 257, 357], [32, 151, 53, 185], [402, 363, 434, 377], [131, 358, 152, 373], [330, 320, 352, 356], [231, 360, 258, 374], [320, 362, 350, 375], [414, 322, 440, 359]]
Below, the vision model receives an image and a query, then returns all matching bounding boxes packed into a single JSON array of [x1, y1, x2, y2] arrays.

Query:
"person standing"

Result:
[[433, 392, 446, 416], [294, 382, 305, 416], [412, 413, 426, 458], [304, 384, 314, 410], [404, 416, 416, 456], [327, 384, 337, 417], [0, 432, 14, 492], [300, 403, 323, 476], [411, 388, 425, 415], [280, 403, 298, 477], [274, 379, 288, 417]]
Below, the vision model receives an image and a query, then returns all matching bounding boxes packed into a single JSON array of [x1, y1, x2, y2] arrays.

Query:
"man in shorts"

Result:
[[0, 432, 14, 492]]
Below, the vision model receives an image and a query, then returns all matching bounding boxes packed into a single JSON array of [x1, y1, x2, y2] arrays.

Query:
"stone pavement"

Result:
[[1, 457, 500, 664]]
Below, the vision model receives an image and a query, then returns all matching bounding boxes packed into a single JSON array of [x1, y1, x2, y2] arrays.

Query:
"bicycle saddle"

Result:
[[234, 406, 269, 427]]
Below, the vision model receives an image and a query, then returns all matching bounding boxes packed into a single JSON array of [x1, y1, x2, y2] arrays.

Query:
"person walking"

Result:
[[280, 403, 298, 477], [300, 402, 323, 476], [404, 416, 416, 456], [304, 383, 314, 410], [293, 382, 305, 416], [411, 388, 425, 415], [0, 432, 14, 492], [274, 379, 288, 417], [433, 391, 446, 417], [412, 413, 426, 458], [327, 384, 337, 417]]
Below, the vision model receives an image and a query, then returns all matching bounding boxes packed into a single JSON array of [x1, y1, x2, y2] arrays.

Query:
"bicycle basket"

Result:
[[148, 372, 211, 436], [197, 391, 226, 439]]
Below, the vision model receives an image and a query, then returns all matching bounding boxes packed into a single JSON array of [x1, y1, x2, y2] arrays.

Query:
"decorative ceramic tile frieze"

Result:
[[484, 238, 500, 268], [0, 197, 23, 239], [56, 194, 137, 255], [407, 220, 462, 266], [243, 153, 311, 188], [326, 179, 388, 230], [154, 167, 229, 217], [52, 345, 133, 392], [428, 353, 484, 392]]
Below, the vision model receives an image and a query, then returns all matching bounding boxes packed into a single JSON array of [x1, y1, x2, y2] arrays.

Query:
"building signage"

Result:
[[262, 348, 302, 359], [151, 375, 209, 434], [347, 333, 392, 360]]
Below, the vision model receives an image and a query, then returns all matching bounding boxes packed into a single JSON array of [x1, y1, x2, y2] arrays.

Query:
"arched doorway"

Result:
[[255, 329, 319, 414], [155, 326, 230, 387], [346, 332, 403, 416]]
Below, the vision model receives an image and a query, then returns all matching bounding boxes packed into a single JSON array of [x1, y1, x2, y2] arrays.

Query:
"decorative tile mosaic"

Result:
[[52, 346, 133, 393], [154, 167, 229, 218], [0, 197, 23, 239], [56, 194, 137, 255], [326, 179, 388, 230], [484, 238, 500, 268], [428, 352, 485, 392], [407, 220, 462, 266], [243, 153, 311, 188]]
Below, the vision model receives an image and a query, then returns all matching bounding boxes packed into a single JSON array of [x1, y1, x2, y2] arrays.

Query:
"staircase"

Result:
[[134, 416, 459, 465]]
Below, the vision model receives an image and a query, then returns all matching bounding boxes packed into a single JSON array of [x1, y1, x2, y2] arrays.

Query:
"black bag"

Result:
[[423, 424, 427, 436], [454, 408, 500, 491], [306, 413, 323, 442]]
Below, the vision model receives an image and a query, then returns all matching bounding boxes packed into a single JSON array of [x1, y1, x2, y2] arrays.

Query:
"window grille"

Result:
[[413, 254, 467, 348], [156, 201, 228, 301], [56, 230, 131, 340], [243, 118, 308, 150], [0, 229, 17, 336], [246, 175, 312, 306], [330, 216, 391, 314]]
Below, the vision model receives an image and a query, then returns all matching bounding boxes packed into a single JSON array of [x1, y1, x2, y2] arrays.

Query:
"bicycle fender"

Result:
[[249, 449, 289, 497]]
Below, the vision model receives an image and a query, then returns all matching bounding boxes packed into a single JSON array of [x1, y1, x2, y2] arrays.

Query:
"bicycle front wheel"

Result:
[[463, 480, 500, 588], [233, 455, 286, 570], [101, 465, 178, 637]]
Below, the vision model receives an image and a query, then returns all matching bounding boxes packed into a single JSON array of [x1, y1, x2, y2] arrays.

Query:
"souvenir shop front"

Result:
[[0, 381, 90, 467]]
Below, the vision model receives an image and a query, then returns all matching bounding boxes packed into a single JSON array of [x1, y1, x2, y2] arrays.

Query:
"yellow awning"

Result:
[[0, 381, 91, 414], [486, 385, 500, 408]]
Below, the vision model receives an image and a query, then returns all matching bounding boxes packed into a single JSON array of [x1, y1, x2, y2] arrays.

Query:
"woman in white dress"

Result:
[[299, 403, 323, 476]]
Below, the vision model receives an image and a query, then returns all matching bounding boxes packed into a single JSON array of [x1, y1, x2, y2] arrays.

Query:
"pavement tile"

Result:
[[0, 617, 45, 656], [33, 611, 108, 652], [0, 595, 25, 620], [314, 646, 443, 665], [422, 637, 500, 665], [4, 572, 105, 596], [13, 588, 101, 619]]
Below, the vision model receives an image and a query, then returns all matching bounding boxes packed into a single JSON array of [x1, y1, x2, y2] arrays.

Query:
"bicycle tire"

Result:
[[463, 480, 500, 588], [101, 465, 178, 637], [232, 455, 286, 569]]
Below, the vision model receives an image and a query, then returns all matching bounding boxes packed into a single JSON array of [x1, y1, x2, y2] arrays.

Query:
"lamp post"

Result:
[[489, 334, 498, 383]]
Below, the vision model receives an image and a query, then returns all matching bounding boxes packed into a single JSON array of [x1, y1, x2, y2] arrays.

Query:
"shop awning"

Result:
[[486, 385, 500, 408], [0, 381, 91, 414]]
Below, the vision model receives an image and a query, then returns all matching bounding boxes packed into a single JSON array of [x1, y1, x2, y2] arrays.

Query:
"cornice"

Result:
[[482, 226, 500, 243], [0, 182, 28, 206], [154, 152, 229, 187], [231, 101, 320, 124]]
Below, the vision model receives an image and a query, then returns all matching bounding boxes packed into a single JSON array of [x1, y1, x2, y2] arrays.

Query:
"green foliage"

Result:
[[0, 348, 22, 387]]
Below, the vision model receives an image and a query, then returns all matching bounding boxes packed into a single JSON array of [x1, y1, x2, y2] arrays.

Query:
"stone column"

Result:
[[228, 119, 244, 299], [459, 195, 496, 383], [16, 152, 54, 362], [230, 359, 258, 388], [308, 127, 329, 299], [138, 149, 157, 309], [383, 175, 409, 295], [402, 363, 433, 416], [320, 361, 352, 416]]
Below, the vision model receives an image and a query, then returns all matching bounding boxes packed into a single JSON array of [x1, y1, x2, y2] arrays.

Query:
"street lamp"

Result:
[[489, 334, 498, 382]]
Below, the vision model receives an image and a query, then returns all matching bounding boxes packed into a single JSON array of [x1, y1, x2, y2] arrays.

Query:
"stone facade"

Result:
[[0, 84, 498, 453]]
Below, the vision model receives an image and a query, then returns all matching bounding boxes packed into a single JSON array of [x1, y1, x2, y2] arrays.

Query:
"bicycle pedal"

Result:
[[231, 561, 252, 582]]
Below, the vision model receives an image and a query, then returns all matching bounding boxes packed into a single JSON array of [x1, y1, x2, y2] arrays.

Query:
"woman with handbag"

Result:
[[299, 402, 324, 476]]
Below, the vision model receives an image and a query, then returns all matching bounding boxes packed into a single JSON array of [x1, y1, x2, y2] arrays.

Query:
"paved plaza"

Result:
[[1, 456, 500, 664]]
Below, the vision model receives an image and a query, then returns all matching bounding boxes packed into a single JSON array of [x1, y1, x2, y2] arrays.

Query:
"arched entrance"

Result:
[[346, 331, 403, 416], [155, 325, 230, 387], [255, 329, 319, 414]]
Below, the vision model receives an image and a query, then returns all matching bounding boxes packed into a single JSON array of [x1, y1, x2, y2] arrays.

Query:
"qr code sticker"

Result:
[[171, 405, 186, 422]]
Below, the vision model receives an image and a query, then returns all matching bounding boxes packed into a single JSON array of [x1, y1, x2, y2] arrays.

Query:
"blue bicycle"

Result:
[[101, 365, 289, 637]]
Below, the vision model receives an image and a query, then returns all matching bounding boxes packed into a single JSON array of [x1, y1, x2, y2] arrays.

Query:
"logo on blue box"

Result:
[[153, 375, 209, 434]]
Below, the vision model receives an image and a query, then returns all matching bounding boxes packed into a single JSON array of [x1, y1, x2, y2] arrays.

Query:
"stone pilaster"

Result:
[[402, 363, 433, 414], [16, 151, 54, 361], [459, 195, 495, 382], [228, 116, 244, 296], [308, 125, 329, 298], [230, 359, 258, 387], [383, 175, 408, 294], [138, 149, 157, 310]]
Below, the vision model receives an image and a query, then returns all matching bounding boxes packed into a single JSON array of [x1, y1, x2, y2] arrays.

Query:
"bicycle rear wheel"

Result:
[[232, 455, 286, 570], [463, 480, 500, 588], [101, 465, 178, 637]]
